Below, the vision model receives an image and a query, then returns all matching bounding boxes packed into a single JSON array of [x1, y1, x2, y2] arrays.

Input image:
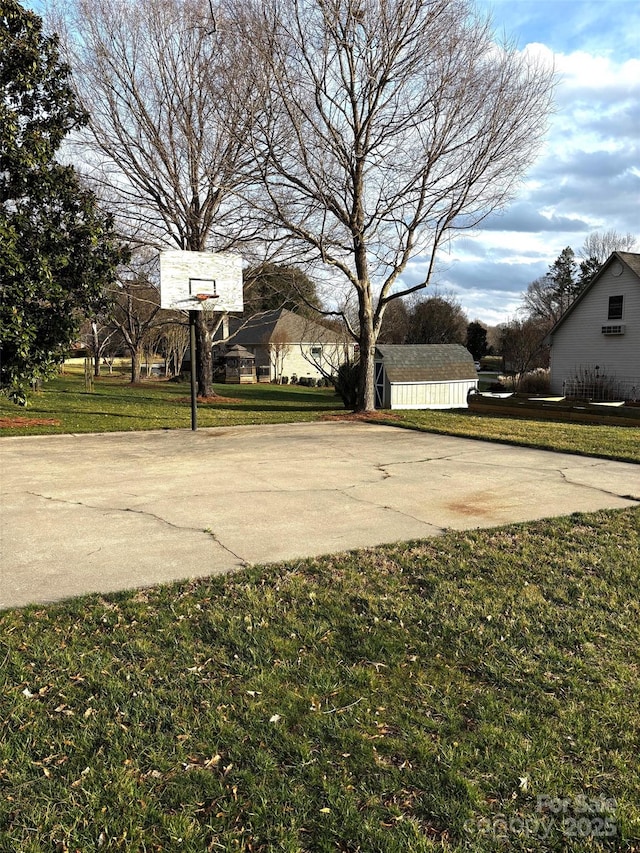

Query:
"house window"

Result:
[[608, 295, 623, 320], [311, 346, 322, 357]]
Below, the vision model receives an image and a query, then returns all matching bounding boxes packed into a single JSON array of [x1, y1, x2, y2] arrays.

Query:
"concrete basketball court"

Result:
[[1, 421, 638, 610]]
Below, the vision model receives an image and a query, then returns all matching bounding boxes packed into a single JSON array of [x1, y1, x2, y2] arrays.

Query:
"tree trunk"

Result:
[[195, 312, 213, 398], [358, 337, 377, 412], [356, 293, 377, 412], [91, 321, 101, 377], [130, 345, 143, 383]]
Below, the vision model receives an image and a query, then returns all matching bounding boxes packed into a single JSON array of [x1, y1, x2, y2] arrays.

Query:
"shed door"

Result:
[[375, 361, 384, 408]]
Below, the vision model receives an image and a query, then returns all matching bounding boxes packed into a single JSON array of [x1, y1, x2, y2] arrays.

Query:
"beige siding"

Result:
[[550, 267, 640, 394], [389, 380, 476, 409], [252, 342, 354, 381]]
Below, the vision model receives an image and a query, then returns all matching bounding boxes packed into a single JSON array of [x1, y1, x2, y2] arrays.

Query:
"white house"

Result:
[[212, 308, 356, 383], [374, 344, 478, 409], [548, 252, 640, 400]]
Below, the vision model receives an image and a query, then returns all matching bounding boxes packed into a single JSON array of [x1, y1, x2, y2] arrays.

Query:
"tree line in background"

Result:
[[81, 262, 324, 384], [94, 231, 640, 385], [1, 0, 557, 409], [84, 273, 485, 385], [377, 292, 488, 359]]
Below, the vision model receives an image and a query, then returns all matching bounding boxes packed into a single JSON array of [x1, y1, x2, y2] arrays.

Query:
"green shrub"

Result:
[[334, 360, 360, 408]]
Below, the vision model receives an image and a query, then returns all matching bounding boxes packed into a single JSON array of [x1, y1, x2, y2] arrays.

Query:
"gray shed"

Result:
[[374, 344, 478, 409]]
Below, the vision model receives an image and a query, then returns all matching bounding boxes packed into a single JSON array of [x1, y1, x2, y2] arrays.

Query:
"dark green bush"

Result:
[[335, 360, 360, 408]]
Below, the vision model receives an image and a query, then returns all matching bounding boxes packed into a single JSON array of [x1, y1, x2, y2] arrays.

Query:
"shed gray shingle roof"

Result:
[[375, 344, 477, 382]]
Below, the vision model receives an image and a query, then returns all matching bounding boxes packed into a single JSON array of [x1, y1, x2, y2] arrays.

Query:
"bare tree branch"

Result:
[[59, 0, 258, 395], [238, 0, 556, 410]]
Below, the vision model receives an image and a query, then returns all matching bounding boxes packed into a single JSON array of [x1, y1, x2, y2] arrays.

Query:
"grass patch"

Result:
[[1, 507, 639, 851], [0, 373, 342, 435], [384, 410, 640, 464], [1, 372, 638, 463]]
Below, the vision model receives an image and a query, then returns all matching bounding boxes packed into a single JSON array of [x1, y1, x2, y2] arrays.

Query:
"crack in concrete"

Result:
[[201, 527, 250, 565], [336, 486, 448, 534], [376, 463, 392, 480], [380, 455, 639, 504], [376, 453, 466, 468], [26, 491, 249, 565], [555, 470, 640, 503]]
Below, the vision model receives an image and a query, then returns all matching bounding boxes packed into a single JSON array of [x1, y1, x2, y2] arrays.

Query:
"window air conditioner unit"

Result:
[[601, 324, 625, 335]]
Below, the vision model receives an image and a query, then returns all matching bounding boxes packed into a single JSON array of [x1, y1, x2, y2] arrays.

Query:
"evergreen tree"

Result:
[[243, 264, 321, 315], [578, 256, 602, 289], [0, 1, 124, 402], [406, 295, 468, 345], [523, 247, 579, 325], [549, 246, 580, 304], [466, 321, 489, 360]]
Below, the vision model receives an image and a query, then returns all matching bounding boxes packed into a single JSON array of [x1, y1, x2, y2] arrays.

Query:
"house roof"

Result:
[[375, 344, 477, 382], [215, 308, 347, 346], [548, 251, 640, 338], [224, 345, 255, 360], [621, 252, 640, 278]]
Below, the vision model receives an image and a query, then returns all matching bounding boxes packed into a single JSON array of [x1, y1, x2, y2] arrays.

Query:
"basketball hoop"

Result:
[[159, 251, 243, 313], [192, 291, 219, 327], [158, 250, 243, 432], [194, 292, 219, 302]]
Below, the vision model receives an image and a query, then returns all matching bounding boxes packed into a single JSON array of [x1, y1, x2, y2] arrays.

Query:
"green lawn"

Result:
[[0, 372, 343, 435], [1, 371, 639, 463], [386, 410, 640, 464], [2, 372, 639, 850], [1, 507, 639, 851]]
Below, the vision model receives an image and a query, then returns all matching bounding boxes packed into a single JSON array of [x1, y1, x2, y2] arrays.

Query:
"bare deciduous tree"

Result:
[[498, 316, 550, 381], [60, 0, 255, 396], [240, 0, 555, 410], [80, 316, 122, 377], [295, 315, 358, 398], [266, 329, 292, 383], [522, 275, 571, 327], [106, 272, 163, 384], [153, 323, 190, 378], [579, 230, 637, 264]]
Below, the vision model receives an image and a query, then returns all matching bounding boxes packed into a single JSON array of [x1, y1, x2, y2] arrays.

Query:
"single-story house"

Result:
[[213, 308, 356, 383], [374, 344, 478, 409], [547, 251, 640, 400]]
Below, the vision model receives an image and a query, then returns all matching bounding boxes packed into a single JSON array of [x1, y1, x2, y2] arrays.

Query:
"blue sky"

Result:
[[23, 0, 639, 326], [416, 0, 640, 325]]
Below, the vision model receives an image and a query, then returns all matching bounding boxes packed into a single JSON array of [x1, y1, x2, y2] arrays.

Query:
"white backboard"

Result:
[[160, 250, 244, 312]]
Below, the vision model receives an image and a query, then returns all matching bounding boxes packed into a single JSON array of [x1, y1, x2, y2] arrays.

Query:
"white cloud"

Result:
[[556, 52, 640, 92], [422, 27, 640, 325]]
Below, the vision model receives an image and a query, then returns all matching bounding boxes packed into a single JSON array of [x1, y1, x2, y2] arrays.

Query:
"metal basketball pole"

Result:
[[189, 309, 198, 431]]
